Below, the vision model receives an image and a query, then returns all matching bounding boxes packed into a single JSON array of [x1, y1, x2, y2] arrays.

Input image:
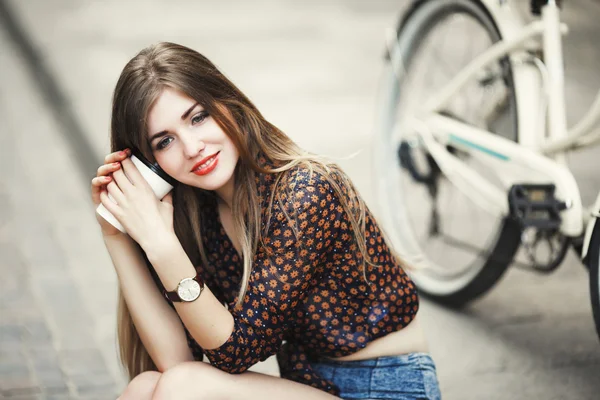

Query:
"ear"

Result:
[[161, 192, 173, 205]]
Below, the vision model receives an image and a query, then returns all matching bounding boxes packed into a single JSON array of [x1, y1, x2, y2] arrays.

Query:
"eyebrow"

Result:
[[148, 102, 200, 143]]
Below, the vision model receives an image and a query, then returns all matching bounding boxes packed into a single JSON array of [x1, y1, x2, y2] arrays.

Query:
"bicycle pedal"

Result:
[[508, 184, 567, 230]]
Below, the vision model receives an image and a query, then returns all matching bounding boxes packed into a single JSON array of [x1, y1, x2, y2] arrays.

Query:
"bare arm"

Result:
[[103, 233, 194, 371], [144, 234, 235, 351]]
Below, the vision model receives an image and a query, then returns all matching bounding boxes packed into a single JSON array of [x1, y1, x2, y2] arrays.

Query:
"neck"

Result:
[[216, 176, 235, 209]]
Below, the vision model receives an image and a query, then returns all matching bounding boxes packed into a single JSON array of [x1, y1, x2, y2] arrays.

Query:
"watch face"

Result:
[[177, 278, 201, 302]]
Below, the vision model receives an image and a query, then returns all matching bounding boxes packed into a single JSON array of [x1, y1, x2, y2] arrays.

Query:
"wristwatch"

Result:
[[163, 274, 205, 302]]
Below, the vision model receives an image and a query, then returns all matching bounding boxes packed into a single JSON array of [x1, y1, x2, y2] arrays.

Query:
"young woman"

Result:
[[91, 42, 441, 400]]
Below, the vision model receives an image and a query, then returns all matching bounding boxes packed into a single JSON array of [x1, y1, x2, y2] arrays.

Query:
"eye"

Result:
[[191, 111, 209, 125], [156, 136, 173, 150]]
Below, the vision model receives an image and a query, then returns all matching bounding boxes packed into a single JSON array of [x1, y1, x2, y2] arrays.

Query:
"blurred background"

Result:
[[1, 0, 600, 399]]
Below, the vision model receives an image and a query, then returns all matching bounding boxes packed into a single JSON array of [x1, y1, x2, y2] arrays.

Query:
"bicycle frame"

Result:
[[397, 1, 600, 250]]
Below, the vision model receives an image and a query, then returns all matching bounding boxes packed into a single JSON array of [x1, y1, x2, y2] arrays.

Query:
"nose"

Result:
[[181, 133, 206, 159]]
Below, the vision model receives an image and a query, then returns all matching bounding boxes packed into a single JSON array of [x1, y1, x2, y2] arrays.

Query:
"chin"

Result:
[[196, 181, 227, 191], [189, 169, 234, 191]]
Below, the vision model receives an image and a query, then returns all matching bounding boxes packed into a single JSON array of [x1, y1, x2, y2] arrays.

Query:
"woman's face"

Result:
[[146, 87, 239, 195]]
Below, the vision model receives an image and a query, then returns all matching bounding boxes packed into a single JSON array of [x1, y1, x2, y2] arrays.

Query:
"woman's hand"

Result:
[[91, 148, 132, 237], [99, 155, 176, 251]]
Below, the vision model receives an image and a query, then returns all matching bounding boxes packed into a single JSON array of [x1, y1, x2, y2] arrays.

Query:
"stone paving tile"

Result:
[[27, 349, 69, 394], [75, 384, 118, 400], [0, 325, 23, 346], [21, 322, 54, 348], [0, 350, 36, 395]]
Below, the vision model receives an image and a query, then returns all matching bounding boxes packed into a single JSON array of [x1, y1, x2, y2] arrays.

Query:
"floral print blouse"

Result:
[[171, 157, 419, 396]]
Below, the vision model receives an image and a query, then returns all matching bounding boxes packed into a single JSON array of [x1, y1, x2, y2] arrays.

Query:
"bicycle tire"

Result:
[[587, 222, 600, 342], [374, 0, 522, 307]]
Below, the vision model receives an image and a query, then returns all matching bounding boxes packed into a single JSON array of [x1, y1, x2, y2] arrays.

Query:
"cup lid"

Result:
[[130, 148, 178, 187]]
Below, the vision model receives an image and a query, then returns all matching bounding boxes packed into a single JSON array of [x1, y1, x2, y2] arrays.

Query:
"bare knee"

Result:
[[152, 362, 229, 400], [119, 371, 162, 400]]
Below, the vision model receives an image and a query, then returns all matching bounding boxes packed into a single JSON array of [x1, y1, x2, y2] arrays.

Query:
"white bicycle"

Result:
[[373, 0, 600, 340]]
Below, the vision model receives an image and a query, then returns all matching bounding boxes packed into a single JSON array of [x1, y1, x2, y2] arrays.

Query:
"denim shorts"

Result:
[[311, 352, 441, 400]]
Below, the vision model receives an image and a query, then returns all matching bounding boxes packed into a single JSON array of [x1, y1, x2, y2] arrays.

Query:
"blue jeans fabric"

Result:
[[311, 352, 441, 400]]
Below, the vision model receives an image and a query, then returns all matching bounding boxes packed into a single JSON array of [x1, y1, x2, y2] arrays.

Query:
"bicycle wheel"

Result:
[[587, 223, 600, 341], [374, 0, 522, 306]]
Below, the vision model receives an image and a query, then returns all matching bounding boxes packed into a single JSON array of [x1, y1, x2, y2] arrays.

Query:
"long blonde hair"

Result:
[[109, 42, 406, 379]]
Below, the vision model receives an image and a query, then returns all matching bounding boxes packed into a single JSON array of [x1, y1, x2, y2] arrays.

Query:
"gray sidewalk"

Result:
[[1, 1, 600, 399], [0, 18, 123, 399]]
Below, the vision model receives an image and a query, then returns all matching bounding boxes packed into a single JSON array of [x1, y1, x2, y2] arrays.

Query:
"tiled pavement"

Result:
[[2, 1, 600, 399], [0, 17, 123, 398]]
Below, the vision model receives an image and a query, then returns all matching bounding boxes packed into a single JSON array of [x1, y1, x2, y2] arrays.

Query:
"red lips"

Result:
[[191, 152, 220, 176], [191, 152, 219, 172]]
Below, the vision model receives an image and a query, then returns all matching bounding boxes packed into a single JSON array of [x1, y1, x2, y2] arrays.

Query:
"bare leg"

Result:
[[151, 362, 341, 400], [118, 371, 162, 400]]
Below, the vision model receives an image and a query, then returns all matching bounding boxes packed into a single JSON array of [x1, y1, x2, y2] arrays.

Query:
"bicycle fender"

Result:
[[397, 1, 528, 41], [480, 0, 547, 150]]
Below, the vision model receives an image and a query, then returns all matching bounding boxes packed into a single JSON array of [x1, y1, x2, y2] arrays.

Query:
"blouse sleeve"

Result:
[[202, 167, 351, 373]]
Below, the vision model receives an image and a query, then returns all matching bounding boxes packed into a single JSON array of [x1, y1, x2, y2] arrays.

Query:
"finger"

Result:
[[100, 187, 121, 216], [161, 192, 173, 205], [96, 162, 122, 178], [106, 180, 126, 206], [111, 165, 134, 194], [103, 148, 131, 165], [91, 176, 113, 205], [92, 175, 113, 187], [120, 157, 146, 187]]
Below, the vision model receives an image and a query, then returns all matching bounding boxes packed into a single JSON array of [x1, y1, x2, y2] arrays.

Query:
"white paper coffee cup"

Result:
[[96, 150, 177, 234]]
